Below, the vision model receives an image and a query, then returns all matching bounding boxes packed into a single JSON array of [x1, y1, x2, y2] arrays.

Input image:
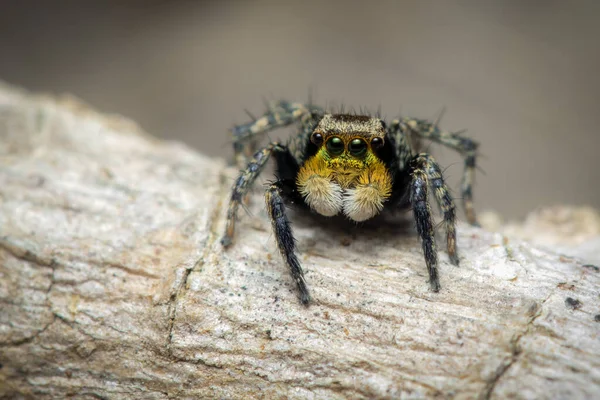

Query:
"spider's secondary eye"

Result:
[[348, 138, 367, 157], [326, 137, 344, 155], [371, 137, 384, 149], [311, 133, 323, 145]]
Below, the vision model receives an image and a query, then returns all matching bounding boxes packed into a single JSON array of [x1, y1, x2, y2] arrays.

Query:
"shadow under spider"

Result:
[[287, 206, 419, 250]]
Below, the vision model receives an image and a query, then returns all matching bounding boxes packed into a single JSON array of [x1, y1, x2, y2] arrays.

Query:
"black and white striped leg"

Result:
[[265, 182, 311, 305], [221, 142, 287, 248], [410, 169, 440, 292], [402, 117, 479, 226], [231, 100, 316, 168], [413, 153, 459, 265]]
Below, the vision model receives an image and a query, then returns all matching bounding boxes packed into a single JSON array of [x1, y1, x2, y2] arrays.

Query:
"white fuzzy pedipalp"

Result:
[[342, 185, 386, 222], [300, 175, 343, 217]]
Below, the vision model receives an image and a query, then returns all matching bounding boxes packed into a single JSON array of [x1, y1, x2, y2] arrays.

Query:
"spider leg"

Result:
[[231, 100, 321, 168], [400, 117, 479, 226], [413, 153, 459, 266], [265, 181, 311, 305], [409, 161, 439, 292], [221, 142, 287, 247], [386, 120, 414, 171]]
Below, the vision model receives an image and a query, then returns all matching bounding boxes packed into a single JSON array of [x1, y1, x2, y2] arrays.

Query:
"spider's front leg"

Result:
[[265, 181, 310, 305], [409, 153, 460, 291], [221, 142, 286, 248], [410, 168, 440, 292], [402, 117, 479, 226]]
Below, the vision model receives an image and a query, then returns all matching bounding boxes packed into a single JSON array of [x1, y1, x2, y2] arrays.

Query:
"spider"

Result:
[[221, 100, 479, 305]]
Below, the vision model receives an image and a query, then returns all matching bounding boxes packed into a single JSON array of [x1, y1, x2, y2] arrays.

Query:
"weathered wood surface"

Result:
[[0, 82, 599, 399]]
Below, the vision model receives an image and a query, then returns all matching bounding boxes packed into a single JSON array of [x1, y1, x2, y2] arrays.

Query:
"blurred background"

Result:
[[1, 0, 599, 220]]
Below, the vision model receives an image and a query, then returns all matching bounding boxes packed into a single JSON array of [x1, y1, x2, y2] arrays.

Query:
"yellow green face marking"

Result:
[[308, 145, 388, 189], [306, 113, 389, 189]]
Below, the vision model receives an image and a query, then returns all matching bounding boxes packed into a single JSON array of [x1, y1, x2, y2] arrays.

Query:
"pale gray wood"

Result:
[[1, 82, 599, 399]]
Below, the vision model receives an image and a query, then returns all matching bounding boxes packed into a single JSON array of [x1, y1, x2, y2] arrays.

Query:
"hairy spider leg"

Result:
[[409, 167, 440, 292], [400, 117, 479, 226], [221, 142, 287, 247], [231, 100, 320, 168], [265, 181, 311, 305], [413, 153, 459, 266], [387, 120, 416, 171]]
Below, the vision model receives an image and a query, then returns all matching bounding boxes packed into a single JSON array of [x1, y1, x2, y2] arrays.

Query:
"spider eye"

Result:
[[311, 133, 323, 145], [348, 138, 367, 157], [371, 137, 384, 149], [326, 137, 344, 155]]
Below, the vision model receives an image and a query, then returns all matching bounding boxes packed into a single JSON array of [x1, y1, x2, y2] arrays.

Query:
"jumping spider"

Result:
[[221, 100, 479, 305]]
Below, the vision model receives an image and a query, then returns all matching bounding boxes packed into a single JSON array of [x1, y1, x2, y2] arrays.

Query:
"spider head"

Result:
[[297, 113, 392, 220], [310, 114, 385, 158], [307, 114, 387, 186]]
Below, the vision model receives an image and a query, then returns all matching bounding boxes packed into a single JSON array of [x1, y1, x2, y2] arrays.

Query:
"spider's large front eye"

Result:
[[326, 137, 344, 155], [348, 138, 367, 157]]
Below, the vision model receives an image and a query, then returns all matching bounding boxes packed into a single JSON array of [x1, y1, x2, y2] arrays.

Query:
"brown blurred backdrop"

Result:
[[1, 0, 599, 220]]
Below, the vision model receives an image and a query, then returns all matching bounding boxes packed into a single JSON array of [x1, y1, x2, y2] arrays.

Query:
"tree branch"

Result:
[[1, 82, 599, 399]]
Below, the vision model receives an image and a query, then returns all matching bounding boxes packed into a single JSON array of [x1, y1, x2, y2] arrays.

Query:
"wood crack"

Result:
[[0, 236, 56, 269], [165, 169, 231, 352], [480, 292, 549, 399], [0, 315, 56, 347]]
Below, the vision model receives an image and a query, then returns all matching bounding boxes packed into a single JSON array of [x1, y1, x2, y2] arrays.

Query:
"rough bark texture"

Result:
[[1, 82, 599, 399]]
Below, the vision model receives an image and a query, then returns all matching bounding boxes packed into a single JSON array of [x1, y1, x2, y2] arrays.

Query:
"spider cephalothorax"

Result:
[[297, 114, 392, 221], [221, 100, 479, 305]]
